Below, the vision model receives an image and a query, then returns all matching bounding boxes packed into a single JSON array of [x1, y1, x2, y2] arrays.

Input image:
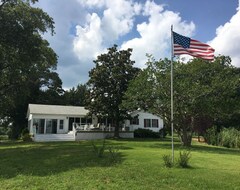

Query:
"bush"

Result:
[[21, 128, 29, 137], [219, 128, 240, 148], [162, 154, 173, 168], [134, 128, 160, 138], [108, 146, 120, 163], [204, 126, 220, 146], [22, 133, 32, 142], [91, 140, 106, 158], [159, 127, 167, 138], [6, 127, 13, 139], [177, 150, 191, 168]]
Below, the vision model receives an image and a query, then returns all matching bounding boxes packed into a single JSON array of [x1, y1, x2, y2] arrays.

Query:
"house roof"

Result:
[[27, 104, 89, 117]]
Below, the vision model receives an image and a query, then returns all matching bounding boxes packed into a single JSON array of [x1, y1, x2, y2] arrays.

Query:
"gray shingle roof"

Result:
[[27, 104, 89, 117]]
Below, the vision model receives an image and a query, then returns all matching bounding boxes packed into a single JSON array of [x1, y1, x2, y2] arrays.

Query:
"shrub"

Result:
[[134, 128, 160, 138], [204, 126, 220, 146], [219, 128, 240, 148], [6, 127, 13, 139], [91, 140, 106, 158], [177, 150, 191, 168], [22, 133, 32, 142], [21, 128, 29, 137], [162, 154, 173, 168], [108, 146, 120, 163], [159, 127, 167, 138]]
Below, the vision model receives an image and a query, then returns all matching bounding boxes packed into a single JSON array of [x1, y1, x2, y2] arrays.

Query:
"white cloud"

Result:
[[210, 1, 240, 67], [73, 13, 103, 61], [77, 0, 105, 8], [121, 0, 195, 68], [73, 0, 142, 63], [101, 0, 141, 42], [37, 0, 197, 89]]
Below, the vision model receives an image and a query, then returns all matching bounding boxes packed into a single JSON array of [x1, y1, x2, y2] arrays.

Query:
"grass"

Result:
[[0, 138, 240, 190]]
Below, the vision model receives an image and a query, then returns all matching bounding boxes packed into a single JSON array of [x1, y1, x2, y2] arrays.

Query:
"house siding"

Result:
[[126, 111, 163, 132]]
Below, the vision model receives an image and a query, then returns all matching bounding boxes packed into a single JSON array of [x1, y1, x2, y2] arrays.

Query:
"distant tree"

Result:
[[63, 84, 87, 106], [86, 45, 139, 137], [122, 55, 240, 146], [0, 0, 63, 138]]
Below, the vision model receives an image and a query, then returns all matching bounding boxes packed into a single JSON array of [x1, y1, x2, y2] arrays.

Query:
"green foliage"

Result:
[[22, 133, 32, 142], [21, 128, 29, 137], [134, 128, 160, 138], [204, 126, 220, 146], [91, 140, 106, 158], [177, 150, 191, 168], [0, 127, 7, 135], [0, 140, 240, 189], [162, 154, 173, 168], [108, 145, 120, 163], [86, 45, 139, 137], [63, 84, 87, 106], [6, 127, 13, 139], [123, 55, 240, 146], [0, 0, 63, 138], [219, 128, 240, 148], [159, 127, 167, 138]]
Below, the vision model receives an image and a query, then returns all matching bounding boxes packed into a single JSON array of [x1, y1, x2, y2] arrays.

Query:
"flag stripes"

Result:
[[173, 32, 215, 61]]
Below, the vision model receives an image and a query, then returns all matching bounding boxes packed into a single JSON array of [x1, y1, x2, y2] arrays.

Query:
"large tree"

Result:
[[122, 55, 240, 146], [86, 45, 139, 137], [0, 0, 63, 138], [63, 84, 87, 106]]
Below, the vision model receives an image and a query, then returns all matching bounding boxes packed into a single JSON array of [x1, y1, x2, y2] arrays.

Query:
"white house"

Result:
[[27, 104, 133, 141], [125, 110, 163, 132]]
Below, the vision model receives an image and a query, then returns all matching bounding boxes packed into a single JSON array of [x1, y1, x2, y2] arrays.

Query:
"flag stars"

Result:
[[173, 32, 190, 48]]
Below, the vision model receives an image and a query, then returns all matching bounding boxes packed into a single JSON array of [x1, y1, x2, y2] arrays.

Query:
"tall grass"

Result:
[[219, 128, 240, 148]]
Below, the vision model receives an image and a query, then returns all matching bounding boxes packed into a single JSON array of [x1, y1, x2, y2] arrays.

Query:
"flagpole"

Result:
[[170, 25, 174, 163]]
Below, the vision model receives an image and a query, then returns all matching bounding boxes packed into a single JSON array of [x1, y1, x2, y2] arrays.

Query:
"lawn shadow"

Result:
[[150, 140, 240, 156], [0, 140, 127, 179], [190, 144, 240, 156]]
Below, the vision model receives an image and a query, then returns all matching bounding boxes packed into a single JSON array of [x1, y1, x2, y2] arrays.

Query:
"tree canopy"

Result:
[[0, 0, 63, 138], [86, 45, 139, 137], [122, 55, 240, 146]]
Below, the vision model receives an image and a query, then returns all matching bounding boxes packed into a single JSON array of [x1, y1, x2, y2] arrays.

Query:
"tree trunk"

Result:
[[114, 118, 120, 138], [180, 130, 192, 147], [180, 117, 195, 146]]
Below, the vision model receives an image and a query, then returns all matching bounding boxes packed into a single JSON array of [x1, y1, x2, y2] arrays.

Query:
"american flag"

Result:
[[173, 32, 215, 61]]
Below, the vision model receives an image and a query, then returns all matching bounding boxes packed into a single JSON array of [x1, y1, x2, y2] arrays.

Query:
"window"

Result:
[[46, 119, 57, 134], [59, 120, 64, 130], [152, 119, 159, 128], [144, 119, 151, 128], [144, 119, 159, 128], [33, 119, 45, 134], [130, 116, 139, 125]]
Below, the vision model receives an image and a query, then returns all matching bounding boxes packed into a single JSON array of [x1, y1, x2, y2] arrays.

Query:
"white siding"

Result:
[[126, 111, 163, 132]]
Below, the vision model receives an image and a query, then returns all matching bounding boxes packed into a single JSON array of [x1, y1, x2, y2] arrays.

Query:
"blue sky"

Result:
[[35, 0, 239, 89]]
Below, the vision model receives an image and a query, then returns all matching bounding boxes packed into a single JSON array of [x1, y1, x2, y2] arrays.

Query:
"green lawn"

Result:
[[0, 138, 240, 190]]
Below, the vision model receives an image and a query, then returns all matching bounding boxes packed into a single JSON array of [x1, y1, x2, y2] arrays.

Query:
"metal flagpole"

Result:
[[170, 25, 174, 163]]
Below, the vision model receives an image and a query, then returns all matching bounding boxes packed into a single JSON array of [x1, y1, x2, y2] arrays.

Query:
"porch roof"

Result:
[[27, 104, 89, 117]]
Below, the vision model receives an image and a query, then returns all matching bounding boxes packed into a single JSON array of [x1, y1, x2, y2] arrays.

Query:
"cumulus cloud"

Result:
[[210, 1, 240, 67], [73, 13, 103, 61], [73, 0, 141, 62], [121, 1, 195, 67], [37, 0, 198, 89]]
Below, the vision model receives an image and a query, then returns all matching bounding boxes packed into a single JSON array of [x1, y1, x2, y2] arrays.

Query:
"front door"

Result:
[[68, 117, 74, 131]]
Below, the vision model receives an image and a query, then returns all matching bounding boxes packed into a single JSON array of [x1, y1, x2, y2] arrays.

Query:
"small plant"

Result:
[[21, 128, 29, 137], [91, 139, 106, 158], [22, 133, 32, 142], [108, 146, 120, 163], [177, 150, 191, 168], [162, 154, 173, 168], [134, 128, 160, 138]]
